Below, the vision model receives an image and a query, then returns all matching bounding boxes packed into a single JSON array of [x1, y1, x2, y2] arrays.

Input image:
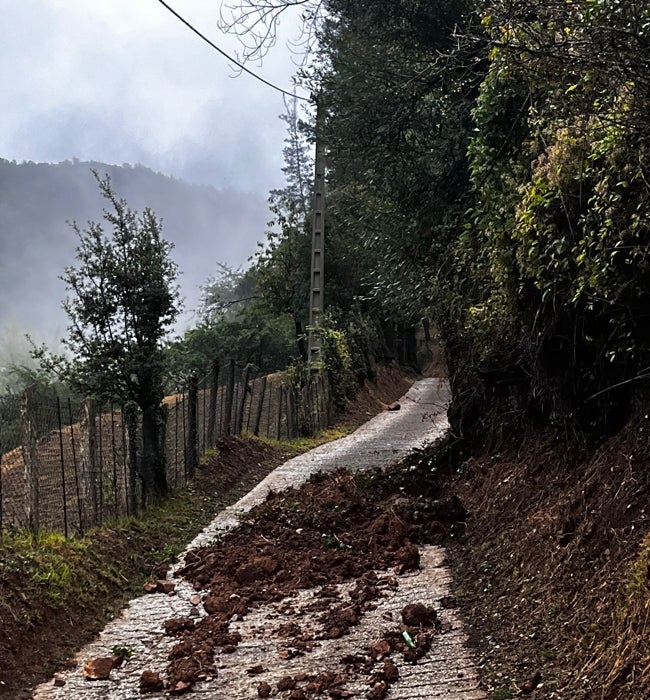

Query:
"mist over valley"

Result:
[[0, 158, 269, 343]]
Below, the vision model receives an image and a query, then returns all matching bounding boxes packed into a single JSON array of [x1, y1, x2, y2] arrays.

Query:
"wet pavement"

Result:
[[33, 378, 485, 700]]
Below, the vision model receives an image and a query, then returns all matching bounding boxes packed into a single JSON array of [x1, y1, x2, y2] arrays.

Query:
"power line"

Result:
[[156, 0, 310, 102]]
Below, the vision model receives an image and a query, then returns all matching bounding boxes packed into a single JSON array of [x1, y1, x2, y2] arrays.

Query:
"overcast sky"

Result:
[[0, 0, 311, 195]]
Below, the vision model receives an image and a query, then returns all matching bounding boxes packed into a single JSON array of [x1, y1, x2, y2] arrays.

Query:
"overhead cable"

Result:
[[156, 0, 310, 102]]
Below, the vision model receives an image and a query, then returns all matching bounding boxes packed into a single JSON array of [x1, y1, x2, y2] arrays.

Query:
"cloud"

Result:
[[0, 0, 308, 193]]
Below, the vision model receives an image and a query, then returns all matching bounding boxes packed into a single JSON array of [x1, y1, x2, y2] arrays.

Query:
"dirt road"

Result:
[[33, 378, 485, 700]]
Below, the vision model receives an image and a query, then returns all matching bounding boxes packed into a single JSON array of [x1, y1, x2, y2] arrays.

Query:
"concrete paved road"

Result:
[[33, 378, 485, 700]]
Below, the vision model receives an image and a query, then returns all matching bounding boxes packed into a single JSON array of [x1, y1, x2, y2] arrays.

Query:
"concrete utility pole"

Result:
[[307, 97, 326, 370]]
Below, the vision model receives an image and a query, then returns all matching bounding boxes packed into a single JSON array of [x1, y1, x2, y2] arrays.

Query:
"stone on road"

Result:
[[33, 378, 485, 700]]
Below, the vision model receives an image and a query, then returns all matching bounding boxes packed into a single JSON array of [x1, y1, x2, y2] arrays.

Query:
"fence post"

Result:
[[313, 375, 322, 432], [302, 382, 311, 436], [286, 385, 295, 440], [79, 398, 96, 528], [300, 383, 310, 437], [124, 403, 139, 516], [276, 385, 283, 440], [186, 374, 199, 478], [245, 378, 254, 433], [120, 405, 128, 516], [68, 399, 84, 535], [21, 386, 39, 531], [254, 376, 267, 437], [323, 371, 334, 424], [55, 398, 69, 537], [223, 359, 236, 435], [318, 372, 327, 430], [98, 408, 104, 522], [235, 364, 252, 435]]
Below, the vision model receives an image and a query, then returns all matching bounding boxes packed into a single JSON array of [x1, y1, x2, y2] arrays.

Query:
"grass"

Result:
[[253, 425, 353, 454], [0, 530, 87, 605], [585, 531, 650, 698]]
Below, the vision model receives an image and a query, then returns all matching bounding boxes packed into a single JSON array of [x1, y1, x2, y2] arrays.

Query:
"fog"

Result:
[[0, 1, 307, 191], [0, 159, 271, 344], [0, 1, 311, 362]]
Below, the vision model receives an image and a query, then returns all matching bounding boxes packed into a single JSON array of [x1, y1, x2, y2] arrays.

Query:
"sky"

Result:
[[0, 0, 311, 195], [0, 0, 317, 351]]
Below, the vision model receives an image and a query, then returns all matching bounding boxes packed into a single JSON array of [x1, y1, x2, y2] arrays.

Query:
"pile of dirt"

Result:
[[0, 365, 412, 698], [446, 413, 650, 699], [156, 467, 464, 695]]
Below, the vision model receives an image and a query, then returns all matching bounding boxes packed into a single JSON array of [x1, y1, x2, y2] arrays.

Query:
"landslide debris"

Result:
[[163, 465, 467, 694]]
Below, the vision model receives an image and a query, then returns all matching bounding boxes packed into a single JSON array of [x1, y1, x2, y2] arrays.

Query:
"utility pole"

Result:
[[307, 96, 325, 370]]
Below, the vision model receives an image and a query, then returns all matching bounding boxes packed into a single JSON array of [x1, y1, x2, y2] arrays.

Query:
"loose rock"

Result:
[[139, 670, 164, 693], [82, 657, 115, 681]]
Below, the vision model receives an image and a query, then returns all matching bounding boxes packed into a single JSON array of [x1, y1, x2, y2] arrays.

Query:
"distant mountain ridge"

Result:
[[0, 158, 268, 337]]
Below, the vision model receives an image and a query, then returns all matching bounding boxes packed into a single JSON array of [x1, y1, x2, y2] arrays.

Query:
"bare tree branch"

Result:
[[218, 0, 326, 66]]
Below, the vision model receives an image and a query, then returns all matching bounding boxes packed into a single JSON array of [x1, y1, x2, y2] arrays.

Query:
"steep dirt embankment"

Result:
[[445, 413, 650, 699]]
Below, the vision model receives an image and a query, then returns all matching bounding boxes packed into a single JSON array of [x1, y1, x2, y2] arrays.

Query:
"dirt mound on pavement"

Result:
[[160, 467, 466, 695]]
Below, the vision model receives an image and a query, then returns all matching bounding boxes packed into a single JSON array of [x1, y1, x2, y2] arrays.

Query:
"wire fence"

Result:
[[0, 360, 332, 536]]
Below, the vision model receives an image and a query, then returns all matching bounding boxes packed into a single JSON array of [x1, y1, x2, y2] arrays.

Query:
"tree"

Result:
[[198, 263, 258, 324], [218, 0, 326, 64], [314, 0, 480, 325], [166, 264, 297, 386], [34, 172, 180, 503]]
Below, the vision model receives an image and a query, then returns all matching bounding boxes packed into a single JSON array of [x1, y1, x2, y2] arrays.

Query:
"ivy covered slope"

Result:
[[293, 0, 650, 437], [461, 0, 650, 436]]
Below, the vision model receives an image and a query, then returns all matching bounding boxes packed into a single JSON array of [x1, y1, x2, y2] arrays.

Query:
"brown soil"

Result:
[[159, 463, 462, 695], [446, 414, 650, 699], [147, 401, 650, 700], [0, 365, 411, 699]]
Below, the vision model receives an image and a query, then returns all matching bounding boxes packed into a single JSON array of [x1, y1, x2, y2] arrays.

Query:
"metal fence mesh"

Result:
[[0, 360, 332, 536]]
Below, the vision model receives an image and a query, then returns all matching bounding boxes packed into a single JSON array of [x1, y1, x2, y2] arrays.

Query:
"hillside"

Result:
[[0, 159, 269, 337]]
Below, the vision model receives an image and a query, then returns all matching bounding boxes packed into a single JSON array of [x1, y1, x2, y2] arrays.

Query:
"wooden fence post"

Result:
[[275, 385, 283, 440], [253, 376, 267, 437], [55, 397, 69, 537], [21, 386, 39, 531], [235, 364, 252, 435], [186, 374, 199, 478], [80, 398, 98, 527], [223, 359, 236, 436], [286, 386, 295, 440], [206, 359, 220, 447], [125, 403, 139, 516]]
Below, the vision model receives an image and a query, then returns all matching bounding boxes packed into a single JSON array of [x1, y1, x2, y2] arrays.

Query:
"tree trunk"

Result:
[[140, 402, 167, 505]]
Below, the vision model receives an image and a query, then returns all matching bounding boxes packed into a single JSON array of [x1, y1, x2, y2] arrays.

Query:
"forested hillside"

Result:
[[0, 159, 267, 336]]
